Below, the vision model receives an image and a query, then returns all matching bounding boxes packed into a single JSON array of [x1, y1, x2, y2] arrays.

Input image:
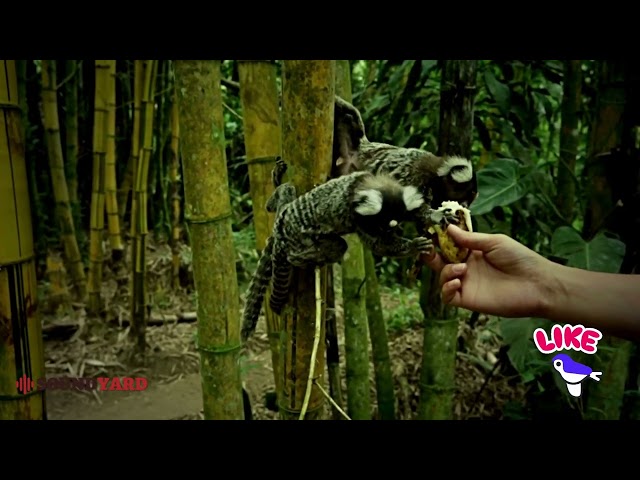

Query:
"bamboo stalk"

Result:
[[130, 60, 157, 355], [104, 59, 124, 258], [237, 60, 284, 408], [127, 60, 143, 242], [335, 59, 371, 420], [117, 61, 136, 225], [174, 60, 245, 419], [169, 85, 181, 290], [417, 60, 477, 420], [279, 60, 335, 420], [0, 59, 46, 420], [40, 60, 87, 302], [87, 60, 109, 314], [363, 249, 396, 420], [64, 60, 80, 209], [325, 267, 345, 419]]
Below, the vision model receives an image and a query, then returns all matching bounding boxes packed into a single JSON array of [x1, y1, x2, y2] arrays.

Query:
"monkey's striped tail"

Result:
[[269, 248, 293, 315], [241, 236, 275, 342]]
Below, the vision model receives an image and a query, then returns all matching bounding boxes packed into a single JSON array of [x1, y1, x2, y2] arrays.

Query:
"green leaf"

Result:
[[471, 158, 530, 215], [421, 60, 438, 76], [366, 94, 390, 115], [500, 317, 549, 374], [484, 70, 511, 116], [551, 227, 626, 273]]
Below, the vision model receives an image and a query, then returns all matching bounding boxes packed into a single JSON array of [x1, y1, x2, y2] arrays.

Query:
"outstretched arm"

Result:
[[541, 264, 640, 342], [358, 230, 431, 258], [425, 225, 640, 343]]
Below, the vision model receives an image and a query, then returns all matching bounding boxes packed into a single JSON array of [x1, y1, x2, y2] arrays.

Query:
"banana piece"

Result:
[[428, 201, 473, 264]]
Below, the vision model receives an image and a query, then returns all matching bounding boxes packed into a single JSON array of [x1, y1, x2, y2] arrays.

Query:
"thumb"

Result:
[[446, 225, 498, 252]]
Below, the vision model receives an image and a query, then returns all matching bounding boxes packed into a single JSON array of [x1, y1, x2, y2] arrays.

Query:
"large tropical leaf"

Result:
[[471, 158, 530, 216], [500, 317, 550, 380], [551, 227, 626, 273]]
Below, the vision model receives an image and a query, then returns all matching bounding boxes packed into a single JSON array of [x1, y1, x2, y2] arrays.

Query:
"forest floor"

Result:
[[40, 239, 527, 420]]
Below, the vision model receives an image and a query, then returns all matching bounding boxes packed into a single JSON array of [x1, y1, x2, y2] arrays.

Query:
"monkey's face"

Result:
[[432, 174, 478, 209]]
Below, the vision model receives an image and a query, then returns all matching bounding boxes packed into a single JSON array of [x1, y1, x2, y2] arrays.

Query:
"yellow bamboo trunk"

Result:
[[117, 61, 139, 225], [64, 60, 79, 206], [237, 60, 284, 406], [0, 59, 46, 420], [128, 61, 143, 246], [104, 59, 124, 258], [174, 60, 245, 419], [40, 60, 87, 302], [279, 60, 335, 420], [169, 88, 181, 289], [130, 60, 157, 354], [87, 60, 109, 314]]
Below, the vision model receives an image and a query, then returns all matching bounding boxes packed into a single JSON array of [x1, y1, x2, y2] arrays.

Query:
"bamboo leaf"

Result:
[[471, 158, 530, 215], [551, 227, 626, 273], [484, 70, 510, 116]]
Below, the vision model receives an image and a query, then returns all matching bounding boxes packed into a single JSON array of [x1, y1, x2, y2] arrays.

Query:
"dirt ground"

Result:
[[41, 243, 527, 420]]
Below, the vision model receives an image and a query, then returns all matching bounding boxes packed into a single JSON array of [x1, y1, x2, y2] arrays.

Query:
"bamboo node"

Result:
[[196, 342, 243, 354], [418, 382, 457, 393], [245, 155, 280, 166], [425, 318, 459, 326], [277, 402, 324, 416], [185, 211, 232, 226], [0, 101, 20, 110]]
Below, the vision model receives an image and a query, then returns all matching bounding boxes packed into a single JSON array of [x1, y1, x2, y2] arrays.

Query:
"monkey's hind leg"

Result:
[[287, 235, 349, 269]]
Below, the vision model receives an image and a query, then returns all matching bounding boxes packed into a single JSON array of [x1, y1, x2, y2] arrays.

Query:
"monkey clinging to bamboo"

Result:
[[241, 157, 432, 342]]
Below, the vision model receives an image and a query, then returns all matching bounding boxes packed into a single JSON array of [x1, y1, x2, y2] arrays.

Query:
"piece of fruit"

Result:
[[427, 201, 473, 264]]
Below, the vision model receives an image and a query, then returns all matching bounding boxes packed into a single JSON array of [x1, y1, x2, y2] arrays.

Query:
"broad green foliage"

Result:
[[500, 317, 551, 383], [471, 158, 532, 215], [551, 227, 626, 273]]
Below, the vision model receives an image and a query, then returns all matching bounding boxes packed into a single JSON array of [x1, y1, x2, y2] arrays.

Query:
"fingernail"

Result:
[[452, 263, 466, 273]]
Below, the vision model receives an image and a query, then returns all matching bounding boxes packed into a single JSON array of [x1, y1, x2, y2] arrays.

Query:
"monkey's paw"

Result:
[[427, 207, 461, 228], [411, 237, 433, 255]]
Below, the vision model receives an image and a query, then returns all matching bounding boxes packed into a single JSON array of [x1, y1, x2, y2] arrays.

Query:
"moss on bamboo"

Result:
[[363, 249, 396, 420], [0, 59, 46, 420], [41, 60, 87, 302], [237, 60, 283, 406], [175, 60, 245, 420], [279, 60, 335, 420], [335, 60, 371, 420]]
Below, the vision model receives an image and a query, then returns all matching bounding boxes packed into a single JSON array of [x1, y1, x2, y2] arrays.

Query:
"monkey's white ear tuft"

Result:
[[402, 185, 424, 211], [354, 189, 383, 216], [437, 156, 473, 183]]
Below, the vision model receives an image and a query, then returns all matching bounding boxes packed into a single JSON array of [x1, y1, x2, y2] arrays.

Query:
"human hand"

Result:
[[423, 225, 557, 318]]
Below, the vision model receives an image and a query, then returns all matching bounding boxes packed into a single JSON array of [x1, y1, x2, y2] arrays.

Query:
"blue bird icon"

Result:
[[552, 353, 602, 398]]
